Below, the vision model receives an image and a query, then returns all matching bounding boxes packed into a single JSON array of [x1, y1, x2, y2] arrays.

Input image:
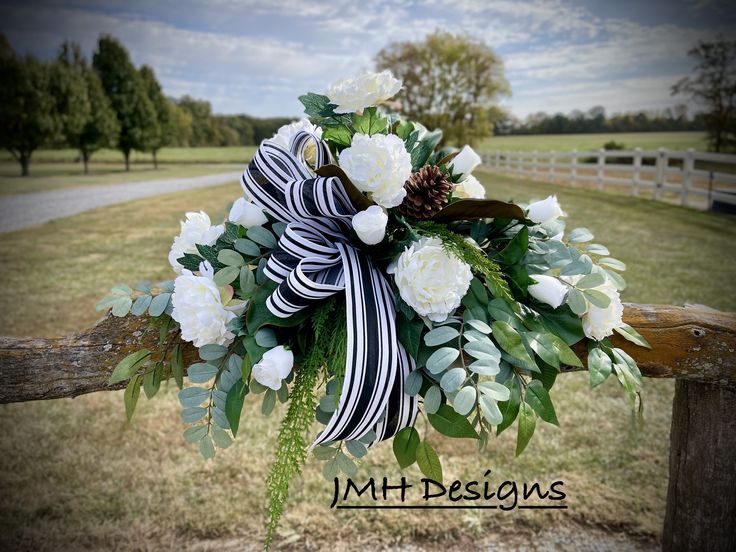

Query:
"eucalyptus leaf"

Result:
[[424, 385, 442, 414], [426, 347, 460, 374], [247, 226, 277, 249], [424, 326, 460, 346], [453, 386, 476, 416], [404, 371, 423, 397], [440, 368, 467, 393], [234, 238, 260, 257], [188, 363, 219, 384], [148, 293, 171, 317]]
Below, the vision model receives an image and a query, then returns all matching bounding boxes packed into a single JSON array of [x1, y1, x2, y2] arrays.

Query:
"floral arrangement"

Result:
[[99, 70, 649, 546]]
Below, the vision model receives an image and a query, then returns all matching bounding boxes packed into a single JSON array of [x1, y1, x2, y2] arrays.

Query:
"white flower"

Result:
[[228, 197, 268, 228], [451, 145, 482, 180], [268, 118, 322, 150], [392, 237, 473, 322], [454, 174, 486, 199], [527, 195, 565, 224], [168, 212, 224, 274], [352, 205, 388, 245], [171, 262, 236, 348], [252, 346, 294, 391], [338, 133, 412, 208], [528, 274, 568, 309], [582, 281, 624, 341], [326, 70, 402, 113]]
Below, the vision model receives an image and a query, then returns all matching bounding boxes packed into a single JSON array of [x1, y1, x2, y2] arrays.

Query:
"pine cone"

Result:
[[399, 165, 453, 220]]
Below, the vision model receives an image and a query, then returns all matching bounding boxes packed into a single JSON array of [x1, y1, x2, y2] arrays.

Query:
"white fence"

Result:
[[480, 148, 736, 211]]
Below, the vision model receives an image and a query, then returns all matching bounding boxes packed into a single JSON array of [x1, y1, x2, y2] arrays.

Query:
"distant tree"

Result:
[[175, 96, 222, 146], [169, 103, 193, 146], [139, 65, 173, 168], [56, 41, 119, 173], [93, 35, 157, 170], [672, 36, 736, 153], [0, 35, 60, 176], [375, 30, 509, 146]]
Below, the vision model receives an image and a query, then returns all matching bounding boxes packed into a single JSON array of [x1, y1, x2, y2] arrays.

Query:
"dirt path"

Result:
[[0, 171, 240, 234]]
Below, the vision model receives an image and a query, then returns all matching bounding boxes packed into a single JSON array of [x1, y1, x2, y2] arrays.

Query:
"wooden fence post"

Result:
[[495, 152, 500, 170], [532, 150, 538, 178], [571, 149, 578, 187], [663, 380, 736, 551], [682, 149, 694, 207], [655, 148, 667, 201], [549, 151, 556, 182], [632, 147, 642, 196], [505, 151, 510, 173], [597, 148, 605, 191]]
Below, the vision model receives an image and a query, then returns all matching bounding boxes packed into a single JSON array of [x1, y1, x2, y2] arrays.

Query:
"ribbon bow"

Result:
[[241, 132, 417, 447]]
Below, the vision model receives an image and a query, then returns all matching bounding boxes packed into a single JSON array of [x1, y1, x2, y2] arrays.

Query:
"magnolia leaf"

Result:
[[416, 441, 443, 483], [392, 426, 420, 468], [432, 199, 525, 222], [315, 164, 373, 211], [525, 381, 559, 426], [427, 404, 479, 439], [226, 380, 248, 437]]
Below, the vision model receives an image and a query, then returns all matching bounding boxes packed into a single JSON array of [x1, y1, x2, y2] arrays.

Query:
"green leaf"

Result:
[[614, 323, 651, 348], [199, 435, 216, 459], [255, 328, 278, 348], [171, 345, 184, 389], [427, 404, 479, 439], [212, 426, 233, 449], [424, 326, 460, 346], [583, 289, 611, 308], [124, 374, 142, 421], [567, 288, 587, 315], [188, 363, 218, 384], [218, 249, 245, 267], [568, 227, 594, 243], [246, 226, 277, 249], [479, 393, 503, 425], [299, 92, 333, 118], [261, 389, 276, 415], [453, 386, 476, 416], [199, 344, 228, 361], [605, 269, 627, 291], [109, 349, 151, 385], [234, 238, 260, 257], [336, 451, 358, 477], [111, 296, 132, 317], [148, 293, 171, 317], [478, 381, 511, 401], [599, 257, 626, 271], [466, 319, 492, 334], [424, 385, 442, 414], [416, 442, 443, 483], [440, 368, 467, 393], [352, 107, 387, 135], [178, 387, 210, 407], [515, 402, 536, 455], [426, 347, 460, 374], [496, 381, 521, 435], [130, 295, 152, 316], [313, 446, 337, 461], [547, 333, 584, 367], [181, 406, 207, 423], [142, 364, 161, 399], [397, 314, 423, 359], [576, 272, 606, 289], [500, 226, 529, 265], [464, 340, 501, 362], [323, 126, 353, 147], [588, 347, 613, 388], [226, 380, 247, 437], [183, 425, 208, 444], [392, 426, 420, 468], [346, 440, 368, 458], [404, 371, 423, 397], [239, 267, 256, 296], [525, 381, 559, 425], [214, 266, 240, 286], [491, 321, 534, 366], [527, 331, 560, 368], [586, 243, 610, 256]]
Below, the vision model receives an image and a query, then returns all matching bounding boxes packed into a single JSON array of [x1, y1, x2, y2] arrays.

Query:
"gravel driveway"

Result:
[[0, 171, 240, 234]]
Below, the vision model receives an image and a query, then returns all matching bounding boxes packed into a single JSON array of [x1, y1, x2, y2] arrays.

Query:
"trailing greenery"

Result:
[[413, 220, 512, 300], [264, 298, 344, 548]]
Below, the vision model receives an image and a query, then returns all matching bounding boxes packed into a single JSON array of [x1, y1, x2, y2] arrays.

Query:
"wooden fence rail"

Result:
[[481, 148, 736, 211], [0, 304, 734, 551]]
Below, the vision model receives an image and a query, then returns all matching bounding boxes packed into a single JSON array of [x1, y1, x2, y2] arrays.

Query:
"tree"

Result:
[[56, 42, 119, 174], [375, 31, 509, 146], [139, 65, 173, 168], [0, 35, 60, 176], [672, 36, 736, 153], [93, 35, 157, 170]]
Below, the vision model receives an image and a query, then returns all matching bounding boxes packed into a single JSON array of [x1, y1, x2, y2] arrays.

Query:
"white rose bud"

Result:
[[392, 237, 473, 322], [582, 282, 624, 341], [527, 195, 565, 224], [454, 174, 486, 199], [168, 211, 225, 274], [527, 274, 568, 309], [252, 346, 294, 391], [228, 197, 268, 228], [268, 118, 322, 150], [326, 70, 402, 114], [451, 145, 482, 180], [352, 205, 388, 245]]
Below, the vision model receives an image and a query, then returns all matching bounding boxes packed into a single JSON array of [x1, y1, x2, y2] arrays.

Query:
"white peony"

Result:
[[454, 174, 486, 199], [528, 274, 568, 309], [171, 262, 236, 348], [268, 118, 322, 150], [352, 205, 388, 245], [451, 145, 482, 180], [338, 133, 412, 208], [228, 197, 268, 228], [527, 195, 565, 224], [252, 346, 294, 391], [326, 70, 402, 113], [391, 237, 473, 322], [582, 281, 624, 341], [168, 212, 224, 275]]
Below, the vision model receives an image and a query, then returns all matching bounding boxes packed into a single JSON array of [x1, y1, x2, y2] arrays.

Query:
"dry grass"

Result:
[[1, 172, 734, 550]]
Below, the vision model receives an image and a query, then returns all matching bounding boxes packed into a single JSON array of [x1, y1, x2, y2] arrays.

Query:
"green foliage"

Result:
[[139, 65, 171, 165]]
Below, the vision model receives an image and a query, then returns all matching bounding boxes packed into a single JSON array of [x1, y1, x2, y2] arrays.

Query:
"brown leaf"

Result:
[[432, 199, 526, 222], [315, 164, 374, 211]]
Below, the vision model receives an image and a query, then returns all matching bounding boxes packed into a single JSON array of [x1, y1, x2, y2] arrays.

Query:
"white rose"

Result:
[[454, 174, 486, 199], [268, 118, 322, 150], [338, 133, 412, 208], [326, 70, 402, 113], [451, 145, 482, 180], [392, 237, 473, 322], [527, 195, 565, 224], [252, 346, 294, 391], [228, 197, 268, 228], [528, 274, 568, 309], [168, 212, 225, 274], [352, 205, 388, 245], [171, 261, 236, 348], [582, 281, 624, 341]]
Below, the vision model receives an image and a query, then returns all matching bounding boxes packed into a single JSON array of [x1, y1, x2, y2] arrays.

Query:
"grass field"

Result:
[[0, 162, 243, 195], [1, 170, 734, 550], [480, 132, 708, 152]]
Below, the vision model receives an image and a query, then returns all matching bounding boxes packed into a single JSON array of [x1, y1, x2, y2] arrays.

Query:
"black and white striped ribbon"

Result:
[[241, 131, 417, 446]]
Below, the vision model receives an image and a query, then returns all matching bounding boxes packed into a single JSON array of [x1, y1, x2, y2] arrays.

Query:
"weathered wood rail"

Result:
[[0, 302, 734, 551]]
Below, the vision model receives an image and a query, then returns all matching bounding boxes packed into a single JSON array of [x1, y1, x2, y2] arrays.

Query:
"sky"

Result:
[[1, 0, 734, 120]]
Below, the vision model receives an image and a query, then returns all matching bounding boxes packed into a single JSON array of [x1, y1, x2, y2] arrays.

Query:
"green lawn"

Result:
[[0, 172, 734, 549], [0, 162, 243, 195], [480, 131, 708, 152]]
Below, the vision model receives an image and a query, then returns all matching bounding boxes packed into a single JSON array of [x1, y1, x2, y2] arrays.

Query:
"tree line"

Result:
[[0, 34, 291, 176]]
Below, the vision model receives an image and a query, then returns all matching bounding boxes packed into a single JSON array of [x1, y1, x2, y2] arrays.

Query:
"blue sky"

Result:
[[1, 0, 734, 119]]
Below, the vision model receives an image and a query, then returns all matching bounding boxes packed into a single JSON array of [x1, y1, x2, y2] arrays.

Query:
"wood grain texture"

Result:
[[0, 303, 734, 404]]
